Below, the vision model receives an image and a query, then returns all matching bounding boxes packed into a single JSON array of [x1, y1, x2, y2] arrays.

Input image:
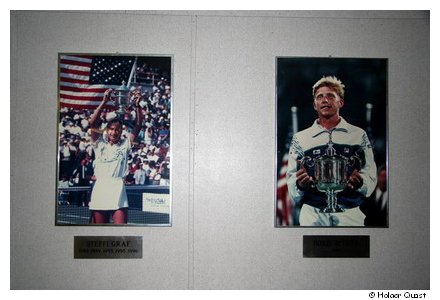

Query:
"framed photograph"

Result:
[[276, 57, 388, 227], [56, 54, 172, 226]]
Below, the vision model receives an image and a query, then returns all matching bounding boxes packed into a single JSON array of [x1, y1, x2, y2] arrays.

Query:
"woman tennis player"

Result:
[[88, 88, 143, 224]]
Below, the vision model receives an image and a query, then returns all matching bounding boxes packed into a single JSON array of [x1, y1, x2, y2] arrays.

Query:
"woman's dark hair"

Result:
[[106, 118, 123, 128]]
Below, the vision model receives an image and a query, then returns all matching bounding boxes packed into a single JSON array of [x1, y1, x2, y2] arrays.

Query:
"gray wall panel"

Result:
[[192, 13, 429, 290], [11, 11, 193, 289]]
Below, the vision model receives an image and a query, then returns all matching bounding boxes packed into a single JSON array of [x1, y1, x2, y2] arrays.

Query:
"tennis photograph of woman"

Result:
[[56, 54, 172, 226]]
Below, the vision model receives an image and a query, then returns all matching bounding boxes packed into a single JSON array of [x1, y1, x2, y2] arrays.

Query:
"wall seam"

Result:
[[187, 14, 197, 290]]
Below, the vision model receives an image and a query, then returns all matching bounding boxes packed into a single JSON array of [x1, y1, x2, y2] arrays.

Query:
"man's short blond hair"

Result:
[[312, 76, 345, 98]]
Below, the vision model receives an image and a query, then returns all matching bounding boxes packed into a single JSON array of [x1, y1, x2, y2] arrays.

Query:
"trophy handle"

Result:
[[299, 156, 316, 189], [300, 156, 314, 168], [348, 154, 361, 168]]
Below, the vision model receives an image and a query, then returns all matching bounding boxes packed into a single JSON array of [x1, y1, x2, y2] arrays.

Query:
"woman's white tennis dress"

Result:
[[89, 136, 130, 210]]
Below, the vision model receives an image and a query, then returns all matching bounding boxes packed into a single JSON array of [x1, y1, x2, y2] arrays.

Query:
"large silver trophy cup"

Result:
[[314, 145, 347, 213], [302, 134, 358, 213], [114, 81, 130, 117]]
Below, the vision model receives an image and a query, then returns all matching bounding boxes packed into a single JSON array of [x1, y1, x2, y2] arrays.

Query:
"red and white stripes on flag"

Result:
[[276, 152, 293, 226], [59, 55, 119, 109]]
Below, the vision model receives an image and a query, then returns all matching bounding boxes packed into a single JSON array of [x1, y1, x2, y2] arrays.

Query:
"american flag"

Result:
[[276, 152, 293, 226], [276, 106, 298, 226], [59, 54, 136, 109]]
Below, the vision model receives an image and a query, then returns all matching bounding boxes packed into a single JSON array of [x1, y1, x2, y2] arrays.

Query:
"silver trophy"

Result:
[[113, 81, 130, 117], [302, 132, 359, 213]]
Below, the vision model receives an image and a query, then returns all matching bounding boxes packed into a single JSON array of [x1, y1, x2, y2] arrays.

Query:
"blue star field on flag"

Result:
[[89, 56, 135, 85]]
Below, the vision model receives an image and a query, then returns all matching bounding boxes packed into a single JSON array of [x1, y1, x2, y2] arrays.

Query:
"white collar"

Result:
[[310, 117, 351, 138]]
